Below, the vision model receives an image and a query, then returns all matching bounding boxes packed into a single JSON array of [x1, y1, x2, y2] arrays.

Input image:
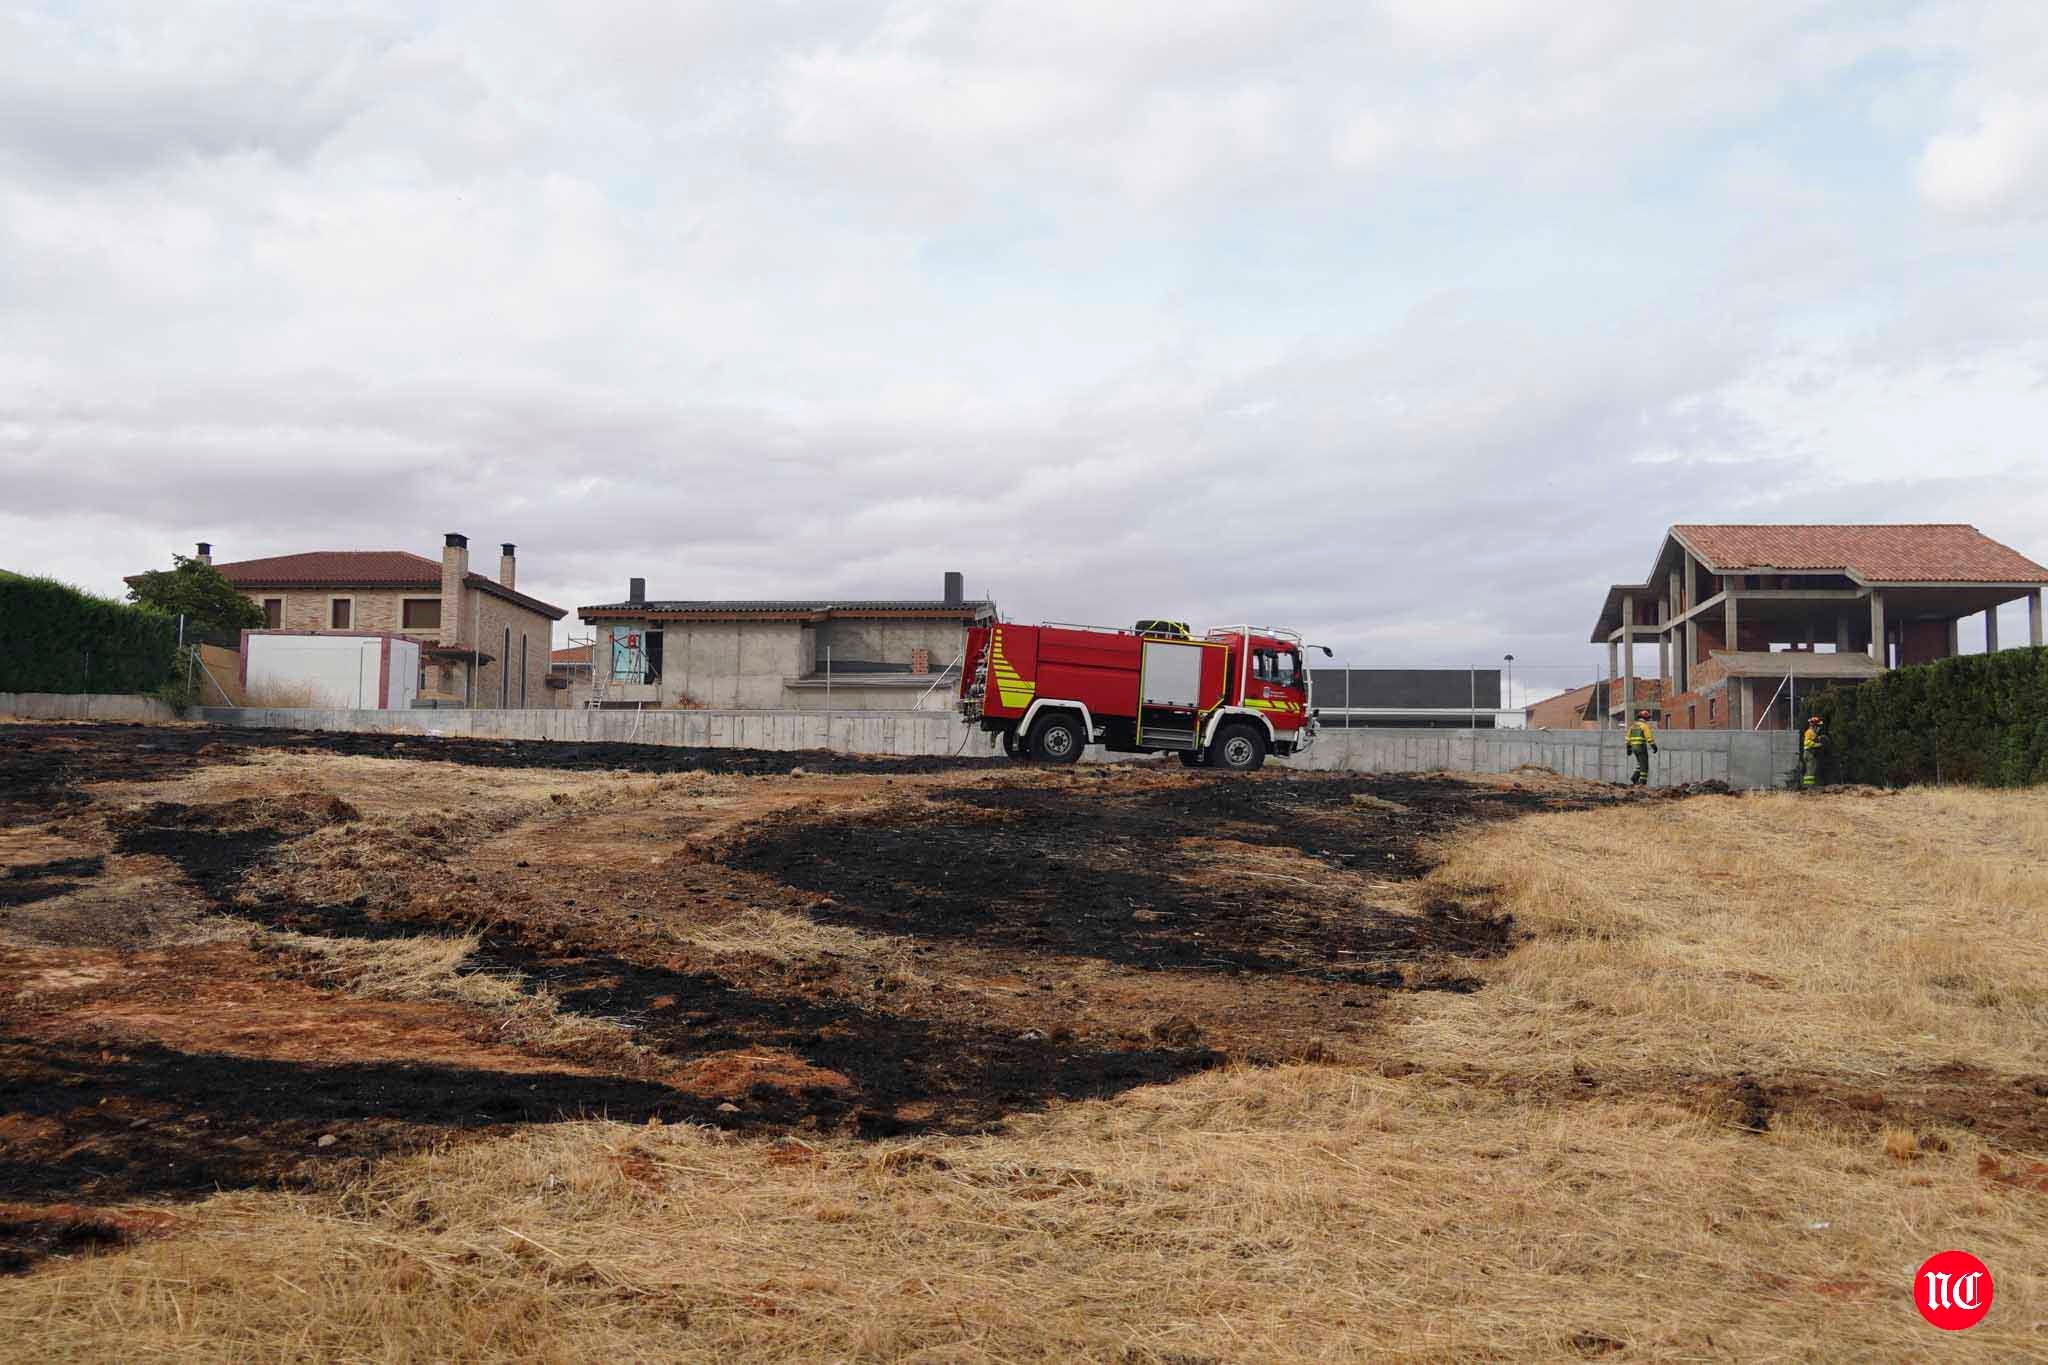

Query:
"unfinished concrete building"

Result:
[[1592, 525, 2048, 730], [576, 572, 993, 709]]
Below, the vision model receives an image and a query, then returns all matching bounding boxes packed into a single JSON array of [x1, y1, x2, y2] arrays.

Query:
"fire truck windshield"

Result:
[[1253, 647, 1303, 690]]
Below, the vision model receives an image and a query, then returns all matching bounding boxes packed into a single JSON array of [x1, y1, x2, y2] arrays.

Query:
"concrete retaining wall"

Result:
[[1284, 726, 1800, 790], [184, 706, 1801, 789], [2, 692, 187, 724], [193, 706, 1001, 759]]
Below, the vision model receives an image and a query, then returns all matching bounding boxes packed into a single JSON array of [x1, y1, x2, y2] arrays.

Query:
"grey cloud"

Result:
[[4, 0, 2047, 678]]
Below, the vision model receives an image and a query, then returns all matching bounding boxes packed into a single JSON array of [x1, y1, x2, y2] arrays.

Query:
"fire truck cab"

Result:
[[958, 619, 1324, 771]]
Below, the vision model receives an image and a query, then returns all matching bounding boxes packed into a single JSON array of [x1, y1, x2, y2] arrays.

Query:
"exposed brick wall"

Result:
[[1899, 619, 1952, 667], [1524, 688, 1597, 729], [1661, 680, 1729, 730], [245, 588, 441, 637], [1601, 676, 1665, 711]]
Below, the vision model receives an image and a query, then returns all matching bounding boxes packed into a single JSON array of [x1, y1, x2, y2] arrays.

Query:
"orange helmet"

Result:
[[1636, 709, 1651, 719], [1809, 715, 1823, 724]]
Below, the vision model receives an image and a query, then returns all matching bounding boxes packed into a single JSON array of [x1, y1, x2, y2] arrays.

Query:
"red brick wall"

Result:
[[1899, 620, 1952, 667], [1695, 617, 1724, 661], [1602, 677, 1666, 712], [1662, 680, 1730, 730], [1526, 689, 1598, 729]]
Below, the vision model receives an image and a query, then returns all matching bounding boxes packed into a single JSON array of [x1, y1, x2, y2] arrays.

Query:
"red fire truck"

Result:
[[957, 620, 1328, 770]]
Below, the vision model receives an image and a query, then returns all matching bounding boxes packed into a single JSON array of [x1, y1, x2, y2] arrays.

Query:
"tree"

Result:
[[125, 554, 265, 645]]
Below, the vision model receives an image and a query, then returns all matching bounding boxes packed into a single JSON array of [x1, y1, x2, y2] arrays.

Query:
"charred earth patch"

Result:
[[722, 773, 1548, 981]]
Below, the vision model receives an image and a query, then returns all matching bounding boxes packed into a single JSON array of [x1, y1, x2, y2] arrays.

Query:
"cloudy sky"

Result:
[[4, 0, 2046, 692]]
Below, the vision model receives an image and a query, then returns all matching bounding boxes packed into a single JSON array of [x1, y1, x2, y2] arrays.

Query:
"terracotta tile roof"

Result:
[[139, 550, 566, 620], [205, 550, 446, 587], [1671, 525, 2048, 584], [550, 645, 593, 665]]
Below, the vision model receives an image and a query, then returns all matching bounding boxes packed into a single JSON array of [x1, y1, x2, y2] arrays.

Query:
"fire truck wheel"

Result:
[[1176, 750, 1207, 768], [1028, 712, 1086, 763], [1001, 728, 1025, 759], [1210, 724, 1266, 772]]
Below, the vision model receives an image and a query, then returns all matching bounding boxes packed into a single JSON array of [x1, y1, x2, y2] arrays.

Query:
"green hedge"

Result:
[[0, 570, 182, 694], [1813, 647, 2048, 787]]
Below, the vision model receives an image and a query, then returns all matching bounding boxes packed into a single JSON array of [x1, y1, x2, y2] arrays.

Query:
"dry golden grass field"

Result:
[[1, 722, 2044, 1361]]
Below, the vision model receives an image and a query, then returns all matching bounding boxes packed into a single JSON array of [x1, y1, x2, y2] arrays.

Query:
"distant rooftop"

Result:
[[1671, 524, 2048, 584], [125, 548, 566, 620], [580, 597, 993, 621]]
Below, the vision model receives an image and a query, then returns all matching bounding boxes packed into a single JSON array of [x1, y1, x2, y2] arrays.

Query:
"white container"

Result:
[[242, 631, 422, 709]]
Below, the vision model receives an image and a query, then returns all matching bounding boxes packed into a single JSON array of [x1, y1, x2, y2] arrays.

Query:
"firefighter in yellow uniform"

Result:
[[1801, 715, 1825, 789], [1625, 709, 1658, 786]]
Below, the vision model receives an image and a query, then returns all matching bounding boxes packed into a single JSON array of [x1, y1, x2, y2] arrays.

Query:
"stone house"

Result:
[[143, 536, 566, 706], [576, 572, 992, 710]]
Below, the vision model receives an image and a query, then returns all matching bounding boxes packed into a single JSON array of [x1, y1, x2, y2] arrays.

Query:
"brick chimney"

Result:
[[440, 533, 469, 646], [194, 542, 213, 566], [499, 543, 517, 590]]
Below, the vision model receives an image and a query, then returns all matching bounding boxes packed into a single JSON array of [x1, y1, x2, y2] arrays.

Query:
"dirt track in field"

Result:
[[13, 719, 1980, 1278]]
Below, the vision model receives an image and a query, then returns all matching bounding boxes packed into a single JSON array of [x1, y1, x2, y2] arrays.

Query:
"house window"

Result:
[[330, 598, 352, 629], [402, 598, 441, 630], [263, 598, 283, 629]]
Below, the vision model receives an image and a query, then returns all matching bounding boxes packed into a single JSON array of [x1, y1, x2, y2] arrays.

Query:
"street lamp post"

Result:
[[1503, 654, 1515, 723]]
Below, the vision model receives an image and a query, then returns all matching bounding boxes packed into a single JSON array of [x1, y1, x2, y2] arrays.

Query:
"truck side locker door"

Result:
[[1200, 643, 1227, 712]]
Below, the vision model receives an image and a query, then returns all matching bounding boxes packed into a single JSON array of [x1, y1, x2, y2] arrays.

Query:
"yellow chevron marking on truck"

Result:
[[989, 630, 1036, 710]]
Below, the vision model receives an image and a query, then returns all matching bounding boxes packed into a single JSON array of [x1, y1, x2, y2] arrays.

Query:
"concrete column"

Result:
[[1606, 639, 1618, 727], [1658, 600, 1670, 704], [1622, 596, 1636, 720], [1985, 605, 2000, 654], [1682, 555, 1700, 693], [1946, 619, 1960, 658], [1836, 615, 1851, 653], [1868, 591, 1885, 668], [1668, 569, 1685, 693], [1723, 590, 1739, 659], [1737, 677, 1753, 731], [2033, 590, 2044, 648]]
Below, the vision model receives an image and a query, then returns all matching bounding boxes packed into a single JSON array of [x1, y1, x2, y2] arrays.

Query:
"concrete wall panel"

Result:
[[169, 706, 1802, 788], [2, 692, 187, 724]]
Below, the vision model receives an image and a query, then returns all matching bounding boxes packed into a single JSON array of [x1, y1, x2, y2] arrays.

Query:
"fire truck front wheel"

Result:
[[1000, 728, 1025, 759], [1209, 723, 1267, 772], [1028, 712, 1086, 763]]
